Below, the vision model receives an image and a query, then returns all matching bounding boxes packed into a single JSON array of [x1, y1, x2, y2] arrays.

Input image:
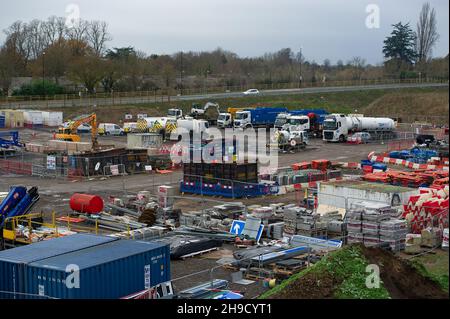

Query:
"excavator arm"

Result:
[[56, 113, 98, 149]]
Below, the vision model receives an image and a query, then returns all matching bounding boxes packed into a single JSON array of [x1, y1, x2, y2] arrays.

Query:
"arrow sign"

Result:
[[229, 220, 264, 243], [229, 220, 245, 236]]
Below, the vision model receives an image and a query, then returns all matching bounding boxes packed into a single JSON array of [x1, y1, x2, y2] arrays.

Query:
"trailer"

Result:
[[233, 107, 288, 129], [323, 114, 396, 142], [168, 119, 210, 141]]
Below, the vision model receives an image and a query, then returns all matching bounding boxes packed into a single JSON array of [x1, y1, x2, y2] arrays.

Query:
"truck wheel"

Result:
[[245, 124, 252, 129], [339, 135, 345, 142]]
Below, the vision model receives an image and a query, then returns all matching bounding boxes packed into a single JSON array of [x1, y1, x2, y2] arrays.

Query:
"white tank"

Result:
[[349, 117, 395, 132]]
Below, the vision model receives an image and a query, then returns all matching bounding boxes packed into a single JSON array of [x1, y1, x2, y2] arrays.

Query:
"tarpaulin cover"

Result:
[[162, 237, 223, 259]]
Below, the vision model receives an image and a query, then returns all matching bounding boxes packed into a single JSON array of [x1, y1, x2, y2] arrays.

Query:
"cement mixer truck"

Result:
[[323, 114, 396, 142]]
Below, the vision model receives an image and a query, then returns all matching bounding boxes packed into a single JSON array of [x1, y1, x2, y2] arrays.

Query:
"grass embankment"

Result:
[[410, 251, 449, 292], [259, 245, 390, 299], [54, 86, 448, 124]]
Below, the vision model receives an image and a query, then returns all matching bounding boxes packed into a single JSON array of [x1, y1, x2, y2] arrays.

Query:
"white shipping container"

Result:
[[127, 133, 163, 149], [42, 111, 63, 127], [23, 111, 43, 125], [318, 181, 418, 210]]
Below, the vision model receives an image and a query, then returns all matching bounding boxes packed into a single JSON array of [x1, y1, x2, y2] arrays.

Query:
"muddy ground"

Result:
[[362, 247, 448, 299], [268, 245, 448, 299]]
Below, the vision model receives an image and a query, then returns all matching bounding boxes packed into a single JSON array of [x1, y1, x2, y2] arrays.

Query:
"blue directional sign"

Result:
[[230, 220, 245, 235], [230, 220, 264, 243], [255, 224, 264, 243]]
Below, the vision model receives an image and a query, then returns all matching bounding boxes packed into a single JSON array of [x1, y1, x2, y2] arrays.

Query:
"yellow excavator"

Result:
[[55, 113, 99, 149]]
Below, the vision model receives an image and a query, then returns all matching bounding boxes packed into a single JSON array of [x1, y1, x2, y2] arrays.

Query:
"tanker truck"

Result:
[[323, 114, 396, 142]]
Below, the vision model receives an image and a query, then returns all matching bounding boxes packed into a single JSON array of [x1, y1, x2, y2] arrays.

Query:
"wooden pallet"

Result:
[[223, 264, 239, 271], [245, 273, 267, 281], [273, 266, 305, 277], [180, 247, 219, 260]]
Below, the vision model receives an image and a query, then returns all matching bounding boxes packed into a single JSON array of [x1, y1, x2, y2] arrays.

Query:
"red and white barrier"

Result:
[[402, 186, 449, 234], [368, 154, 449, 171]]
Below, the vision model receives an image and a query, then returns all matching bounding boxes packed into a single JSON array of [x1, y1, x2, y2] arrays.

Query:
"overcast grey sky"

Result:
[[1, 0, 448, 64]]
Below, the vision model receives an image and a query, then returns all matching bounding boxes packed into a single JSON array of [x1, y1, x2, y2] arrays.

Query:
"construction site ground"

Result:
[[1, 127, 445, 299]]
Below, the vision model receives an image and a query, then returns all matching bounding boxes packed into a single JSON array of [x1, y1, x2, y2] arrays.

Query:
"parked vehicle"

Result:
[[217, 113, 233, 128], [168, 108, 183, 119], [190, 102, 220, 125], [123, 122, 138, 134], [348, 132, 372, 144], [233, 107, 288, 129], [272, 130, 309, 152], [169, 119, 210, 141], [136, 117, 167, 133], [323, 114, 396, 142], [77, 123, 92, 133], [98, 123, 125, 136], [243, 89, 260, 95], [274, 109, 328, 137], [217, 107, 256, 128]]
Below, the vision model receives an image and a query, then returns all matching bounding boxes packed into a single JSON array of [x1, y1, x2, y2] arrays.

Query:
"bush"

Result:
[[13, 80, 65, 96]]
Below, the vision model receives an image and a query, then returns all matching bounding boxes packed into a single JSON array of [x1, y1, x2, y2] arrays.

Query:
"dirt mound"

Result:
[[269, 272, 339, 299], [266, 245, 448, 299], [361, 246, 448, 299]]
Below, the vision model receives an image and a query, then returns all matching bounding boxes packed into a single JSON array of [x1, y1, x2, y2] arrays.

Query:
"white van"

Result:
[[98, 123, 124, 136], [123, 122, 138, 134]]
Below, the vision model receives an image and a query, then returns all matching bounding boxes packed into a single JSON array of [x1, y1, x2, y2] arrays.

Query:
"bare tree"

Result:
[[349, 56, 366, 80], [416, 2, 439, 62], [66, 19, 89, 43], [27, 19, 46, 59], [86, 21, 111, 56], [41, 16, 67, 47], [4, 21, 31, 65]]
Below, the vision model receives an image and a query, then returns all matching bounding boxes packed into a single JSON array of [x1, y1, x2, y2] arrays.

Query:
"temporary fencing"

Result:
[[0, 159, 32, 175], [180, 174, 279, 198]]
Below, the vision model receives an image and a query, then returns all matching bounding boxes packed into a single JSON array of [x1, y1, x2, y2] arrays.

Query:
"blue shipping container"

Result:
[[248, 107, 288, 126], [25, 240, 170, 299], [0, 234, 117, 299]]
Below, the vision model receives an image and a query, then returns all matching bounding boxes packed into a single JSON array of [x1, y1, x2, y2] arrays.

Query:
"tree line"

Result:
[[0, 2, 447, 96]]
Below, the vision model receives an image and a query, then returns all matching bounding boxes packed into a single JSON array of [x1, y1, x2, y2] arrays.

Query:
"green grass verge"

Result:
[[410, 253, 449, 292], [57, 86, 447, 123], [129, 86, 446, 113], [259, 245, 390, 299]]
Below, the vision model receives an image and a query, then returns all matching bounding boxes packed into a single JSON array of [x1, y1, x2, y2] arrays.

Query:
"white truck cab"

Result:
[[282, 115, 310, 132], [168, 108, 183, 119], [233, 111, 251, 128], [217, 113, 232, 128]]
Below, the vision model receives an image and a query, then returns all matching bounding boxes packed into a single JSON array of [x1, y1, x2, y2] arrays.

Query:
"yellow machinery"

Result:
[[2, 212, 100, 246], [55, 113, 99, 148], [227, 107, 256, 119]]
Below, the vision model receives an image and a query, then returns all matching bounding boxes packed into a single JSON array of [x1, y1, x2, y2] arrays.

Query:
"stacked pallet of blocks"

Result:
[[346, 203, 407, 252], [283, 207, 326, 237]]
